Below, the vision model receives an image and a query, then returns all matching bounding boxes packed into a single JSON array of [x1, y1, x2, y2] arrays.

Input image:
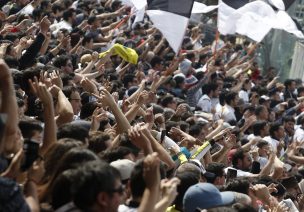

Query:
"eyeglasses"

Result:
[[108, 184, 125, 195]]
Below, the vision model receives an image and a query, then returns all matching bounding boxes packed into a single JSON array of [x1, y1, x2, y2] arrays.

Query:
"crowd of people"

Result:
[[1, 0, 304, 212]]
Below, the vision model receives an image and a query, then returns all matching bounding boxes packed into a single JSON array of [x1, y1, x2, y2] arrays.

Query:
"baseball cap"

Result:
[[110, 159, 135, 182], [183, 183, 235, 212]]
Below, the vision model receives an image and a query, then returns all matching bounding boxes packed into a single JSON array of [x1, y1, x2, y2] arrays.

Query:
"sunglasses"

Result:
[[108, 184, 125, 195]]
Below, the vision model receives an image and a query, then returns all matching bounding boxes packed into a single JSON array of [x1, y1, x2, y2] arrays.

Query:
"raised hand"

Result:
[[136, 90, 149, 106], [49, 70, 63, 89], [80, 77, 98, 94], [175, 103, 188, 117], [143, 152, 161, 189], [29, 76, 53, 106], [90, 107, 108, 131], [144, 107, 154, 124], [39, 16, 51, 35], [39, 71, 52, 88], [0, 59, 11, 80], [94, 88, 116, 108], [128, 124, 152, 152], [160, 177, 180, 204]]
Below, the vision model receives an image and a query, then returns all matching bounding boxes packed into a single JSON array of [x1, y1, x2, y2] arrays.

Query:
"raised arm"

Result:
[[29, 77, 56, 156], [0, 60, 19, 154], [50, 86, 74, 127], [95, 88, 131, 133]]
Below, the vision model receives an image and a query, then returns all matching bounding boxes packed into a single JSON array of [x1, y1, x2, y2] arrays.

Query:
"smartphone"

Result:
[[226, 168, 237, 182], [210, 143, 223, 155], [20, 139, 40, 172]]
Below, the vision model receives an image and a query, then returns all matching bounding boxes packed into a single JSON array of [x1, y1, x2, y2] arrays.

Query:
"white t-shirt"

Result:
[[118, 204, 138, 212], [221, 104, 236, 122], [224, 167, 253, 177], [197, 94, 212, 113], [294, 127, 304, 143], [239, 90, 249, 103]]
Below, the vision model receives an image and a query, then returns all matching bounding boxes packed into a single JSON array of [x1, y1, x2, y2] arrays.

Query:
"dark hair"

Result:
[[63, 8, 75, 21], [130, 160, 146, 198], [254, 105, 267, 117], [52, 169, 77, 209], [252, 121, 267, 136], [256, 140, 269, 149], [225, 91, 238, 105], [179, 121, 190, 133], [173, 172, 200, 209], [189, 124, 204, 137], [284, 79, 295, 88], [231, 149, 246, 168], [269, 122, 282, 138], [297, 87, 304, 96], [283, 116, 295, 123], [99, 146, 133, 163], [44, 140, 83, 180], [206, 163, 226, 183], [80, 102, 98, 120], [40, 148, 99, 202], [225, 178, 250, 195], [72, 160, 121, 210], [88, 131, 111, 153], [202, 83, 218, 95], [18, 119, 43, 139], [57, 123, 89, 143], [53, 55, 71, 68], [62, 85, 78, 100], [161, 95, 175, 108], [52, 4, 63, 13], [122, 74, 136, 88], [87, 15, 97, 25], [150, 56, 163, 68]]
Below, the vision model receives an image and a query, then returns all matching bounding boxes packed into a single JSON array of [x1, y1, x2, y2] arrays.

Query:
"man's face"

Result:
[[106, 179, 125, 212], [241, 152, 252, 171], [155, 61, 165, 72], [93, 19, 101, 28], [71, 12, 77, 24], [212, 88, 220, 98], [63, 60, 73, 74], [262, 124, 270, 136], [290, 81, 296, 91], [232, 96, 239, 107], [70, 91, 82, 115], [284, 121, 295, 135], [167, 99, 177, 110], [31, 130, 43, 143], [216, 169, 226, 186], [276, 126, 286, 140], [258, 144, 270, 157]]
